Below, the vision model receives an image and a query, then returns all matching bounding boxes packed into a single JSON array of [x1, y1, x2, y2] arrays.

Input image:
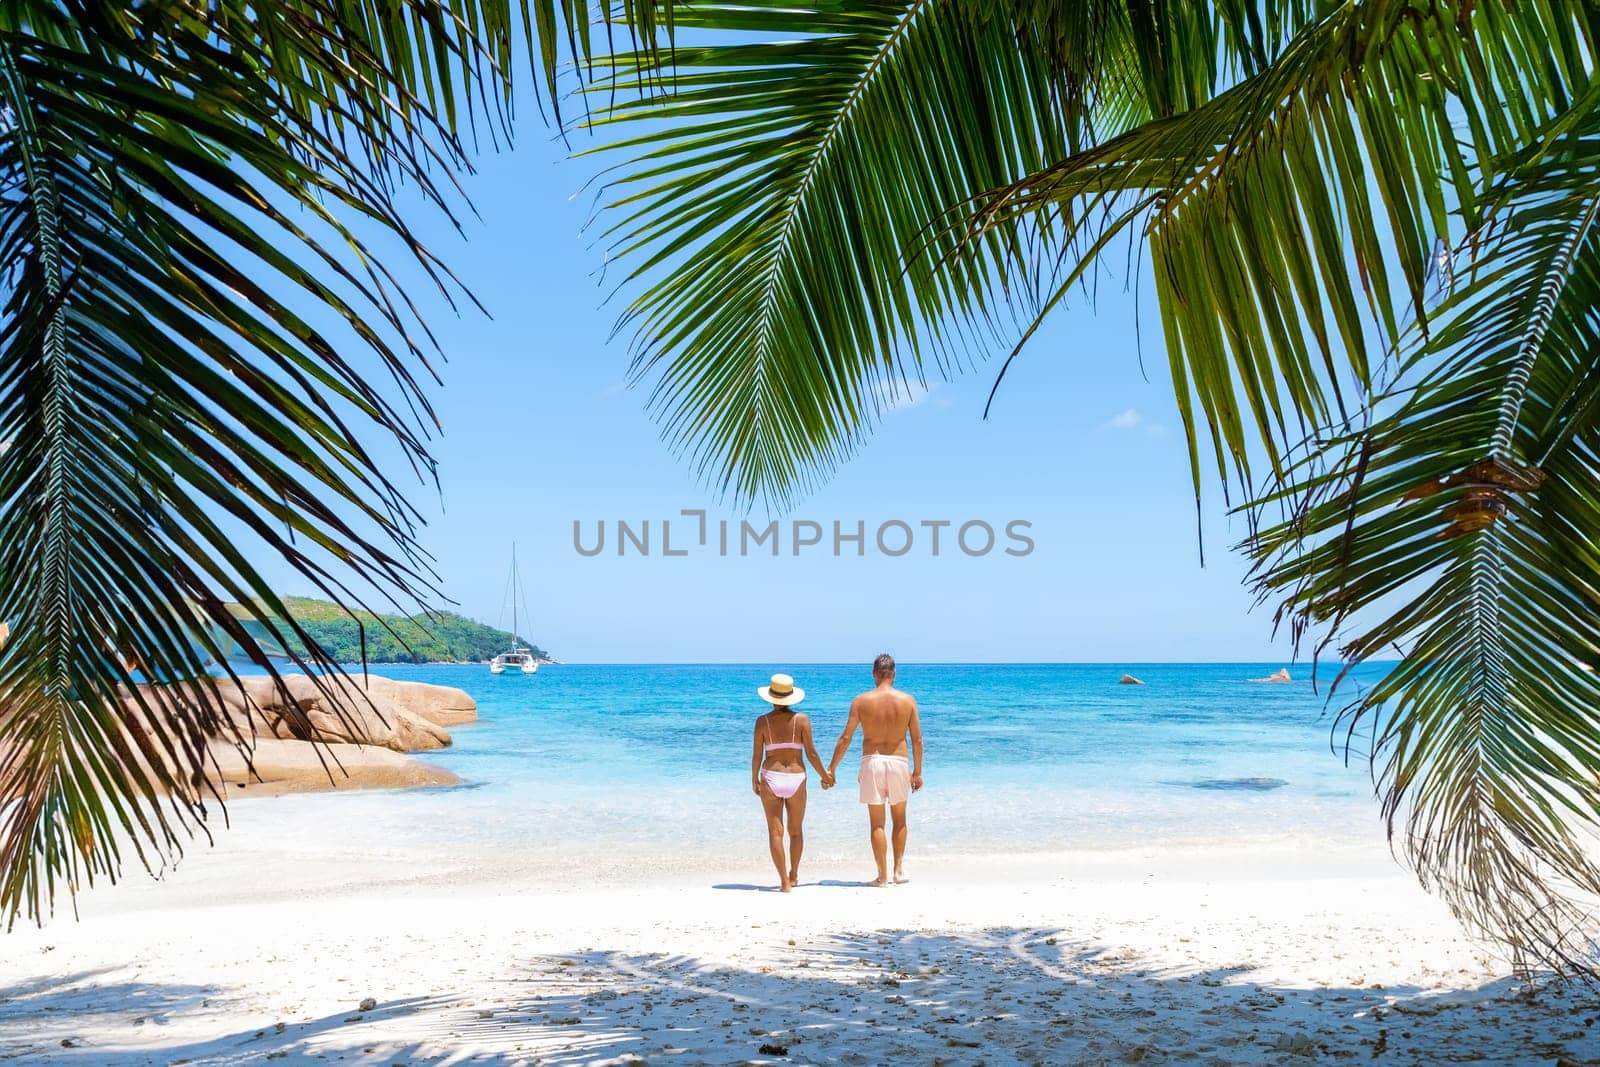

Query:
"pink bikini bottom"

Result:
[[762, 770, 806, 799]]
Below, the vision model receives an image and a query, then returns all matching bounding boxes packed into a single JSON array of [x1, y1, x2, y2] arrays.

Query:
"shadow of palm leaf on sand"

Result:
[[0, 968, 216, 1053], [4, 931, 1600, 1065], [415, 929, 1599, 1066], [0, 982, 445, 1066]]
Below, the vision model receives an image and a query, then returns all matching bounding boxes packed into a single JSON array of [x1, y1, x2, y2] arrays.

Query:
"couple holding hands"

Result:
[[750, 654, 924, 891]]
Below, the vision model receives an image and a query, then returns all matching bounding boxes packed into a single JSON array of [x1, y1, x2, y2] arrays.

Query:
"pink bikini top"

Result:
[[763, 714, 802, 754]]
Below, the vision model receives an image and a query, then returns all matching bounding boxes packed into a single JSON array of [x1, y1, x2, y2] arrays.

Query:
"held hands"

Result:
[[756, 767, 910, 792]]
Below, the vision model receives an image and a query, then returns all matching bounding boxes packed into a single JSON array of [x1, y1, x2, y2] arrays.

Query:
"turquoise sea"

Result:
[[272, 662, 1396, 880]]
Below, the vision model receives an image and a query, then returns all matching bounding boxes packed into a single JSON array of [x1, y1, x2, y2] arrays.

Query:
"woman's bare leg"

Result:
[[759, 783, 791, 891], [784, 780, 807, 886]]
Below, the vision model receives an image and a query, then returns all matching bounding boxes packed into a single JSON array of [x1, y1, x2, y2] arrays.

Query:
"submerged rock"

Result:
[[1118, 674, 1145, 686], [1192, 777, 1289, 792]]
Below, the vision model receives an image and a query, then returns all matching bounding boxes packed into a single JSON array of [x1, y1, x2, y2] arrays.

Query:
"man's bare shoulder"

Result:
[[857, 687, 917, 712]]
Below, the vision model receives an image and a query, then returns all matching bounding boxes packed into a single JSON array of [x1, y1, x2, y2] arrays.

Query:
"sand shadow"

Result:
[[713, 879, 881, 891], [711, 882, 780, 892], [1, 981, 447, 1066], [415, 933, 1598, 1066], [0, 969, 215, 1038], [7, 934, 1599, 1065]]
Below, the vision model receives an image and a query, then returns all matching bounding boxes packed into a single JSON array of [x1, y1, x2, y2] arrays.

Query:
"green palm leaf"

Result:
[[582, 0, 1199, 506], [964, 0, 1593, 504], [0, 9, 470, 921], [0, 0, 712, 927], [1247, 107, 1600, 972]]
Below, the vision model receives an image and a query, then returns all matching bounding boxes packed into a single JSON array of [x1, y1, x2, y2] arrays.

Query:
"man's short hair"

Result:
[[873, 653, 896, 679]]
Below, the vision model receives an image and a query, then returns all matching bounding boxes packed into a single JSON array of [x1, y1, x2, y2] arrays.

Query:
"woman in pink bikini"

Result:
[[750, 673, 833, 892]]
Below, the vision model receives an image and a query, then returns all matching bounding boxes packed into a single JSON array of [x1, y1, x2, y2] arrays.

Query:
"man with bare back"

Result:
[[824, 653, 923, 886]]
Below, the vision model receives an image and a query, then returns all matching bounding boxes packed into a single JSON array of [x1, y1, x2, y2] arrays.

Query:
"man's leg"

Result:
[[889, 801, 908, 883], [867, 803, 889, 887]]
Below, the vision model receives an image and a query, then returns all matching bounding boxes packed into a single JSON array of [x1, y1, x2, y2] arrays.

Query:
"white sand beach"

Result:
[[1, 800, 1596, 1067]]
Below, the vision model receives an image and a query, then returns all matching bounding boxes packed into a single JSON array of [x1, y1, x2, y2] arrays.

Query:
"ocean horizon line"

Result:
[[366, 658, 1400, 668]]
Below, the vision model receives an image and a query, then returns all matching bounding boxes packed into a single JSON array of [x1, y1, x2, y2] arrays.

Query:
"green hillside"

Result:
[[229, 596, 548, 664]]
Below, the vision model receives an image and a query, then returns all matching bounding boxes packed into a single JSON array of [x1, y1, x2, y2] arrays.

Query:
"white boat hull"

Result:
[[491, 653, 537, 674]]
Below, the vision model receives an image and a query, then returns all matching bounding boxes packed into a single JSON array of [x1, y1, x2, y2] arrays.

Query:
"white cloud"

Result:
[[1108, 408, 1141, 430], [883, 379, 938, 413]]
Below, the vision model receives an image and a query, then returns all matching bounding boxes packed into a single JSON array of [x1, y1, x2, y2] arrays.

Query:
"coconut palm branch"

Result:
[[583, 1, 1600, 970], [0, 1, 475, 925], [581, 0, 1250, 505], [975, 1, 1600, 972], [1245, 103, 1600, 973], [0, 0, 677, 925], [967, 1, 1593, 500]]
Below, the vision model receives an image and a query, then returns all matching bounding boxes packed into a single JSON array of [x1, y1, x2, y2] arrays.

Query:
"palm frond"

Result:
[[0, 0, 716, 926], [0, 7, 482, 923], [581, 0, 1191, 507], [11, 0, 686, 128], [1246, 110, 1600, 974], [965, 0, 1595, 506]]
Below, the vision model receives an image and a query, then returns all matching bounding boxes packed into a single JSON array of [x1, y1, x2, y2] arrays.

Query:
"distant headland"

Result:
[[225, 595, 552, 665]]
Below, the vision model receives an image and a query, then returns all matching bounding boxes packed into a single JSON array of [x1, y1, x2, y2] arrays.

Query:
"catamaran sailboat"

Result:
[[490, 544, 538, 675], [490, 645, 537, 675]]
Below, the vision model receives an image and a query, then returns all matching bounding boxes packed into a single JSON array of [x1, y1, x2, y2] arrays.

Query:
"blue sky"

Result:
[[245, 102, 1301, 665]]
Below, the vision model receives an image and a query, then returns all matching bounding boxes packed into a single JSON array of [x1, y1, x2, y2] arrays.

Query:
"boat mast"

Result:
[[511, 543, 519, 648]]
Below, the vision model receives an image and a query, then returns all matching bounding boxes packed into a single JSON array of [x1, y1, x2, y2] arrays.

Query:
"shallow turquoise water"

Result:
[[318, 662, 1392, 867]]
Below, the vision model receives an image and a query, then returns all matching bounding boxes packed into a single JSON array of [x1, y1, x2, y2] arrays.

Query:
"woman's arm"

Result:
[[799, 715, 832, 783], [751, 714, 765, 795]]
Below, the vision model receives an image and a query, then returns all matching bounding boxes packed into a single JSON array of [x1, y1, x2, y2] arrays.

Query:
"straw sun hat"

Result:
[[758, 673, 805, 706]]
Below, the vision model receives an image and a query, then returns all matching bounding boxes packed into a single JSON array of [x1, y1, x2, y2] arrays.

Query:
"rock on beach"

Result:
[[112, 672, 476, 798]]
